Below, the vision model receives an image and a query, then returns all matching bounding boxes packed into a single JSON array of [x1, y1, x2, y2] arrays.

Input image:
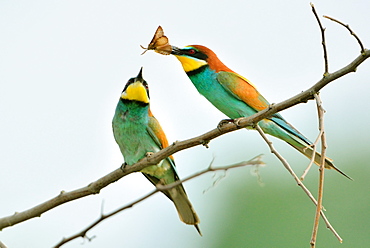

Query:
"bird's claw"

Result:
[[217, 118, 244, 130], [217, 119, 234, 131], [120, 162, 128, 172]]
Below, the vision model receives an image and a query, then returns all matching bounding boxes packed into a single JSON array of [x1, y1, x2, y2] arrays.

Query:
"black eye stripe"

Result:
[[143, 81, 150, 99], [184, 48, 208, 60], [122, 78, 141, 93], [188, 49, 196, 54], [122, 80, 132, 93]]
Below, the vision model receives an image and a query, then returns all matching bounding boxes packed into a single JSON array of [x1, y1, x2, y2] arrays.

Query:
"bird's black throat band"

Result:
[[186, 65, 208, 77], [120, 99, 149, 107]]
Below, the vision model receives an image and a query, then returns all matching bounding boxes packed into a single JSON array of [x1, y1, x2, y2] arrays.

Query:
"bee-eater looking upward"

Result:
[[168, 45, 350, 179], [112, 68, 201, 234]]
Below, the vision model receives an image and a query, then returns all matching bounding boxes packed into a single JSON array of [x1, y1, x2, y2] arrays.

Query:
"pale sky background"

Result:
[[1, 1, 370, 247]]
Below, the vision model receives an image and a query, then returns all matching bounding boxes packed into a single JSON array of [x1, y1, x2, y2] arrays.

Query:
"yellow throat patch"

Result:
[[121, 82, 149, 104], [175, 55, 207, 72]]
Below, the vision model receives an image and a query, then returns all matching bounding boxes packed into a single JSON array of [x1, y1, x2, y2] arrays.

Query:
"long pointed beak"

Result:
[[170, 46, 182, 55], [135, 67, 144, 82]]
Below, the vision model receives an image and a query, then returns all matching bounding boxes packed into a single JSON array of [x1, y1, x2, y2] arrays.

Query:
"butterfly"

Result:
[[140, 26, 172, 55]]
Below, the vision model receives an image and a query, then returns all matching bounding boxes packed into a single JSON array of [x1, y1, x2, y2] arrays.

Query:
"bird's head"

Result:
[[121, 67, 150, 104], [171, 45, 233, 73]]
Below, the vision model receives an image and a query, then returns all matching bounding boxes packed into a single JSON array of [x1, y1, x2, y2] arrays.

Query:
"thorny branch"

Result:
[[310, 94, 329, 247], [53, 157, 264, 247]]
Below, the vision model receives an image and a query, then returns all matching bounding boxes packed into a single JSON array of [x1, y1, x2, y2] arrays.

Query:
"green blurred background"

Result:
[[207, 153, 370, 248]]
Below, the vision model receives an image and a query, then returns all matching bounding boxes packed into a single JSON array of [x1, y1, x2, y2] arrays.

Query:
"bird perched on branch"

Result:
[[112, 68, 201, 234], [170, 45, 351, 179], [140, 26, 350, 179]]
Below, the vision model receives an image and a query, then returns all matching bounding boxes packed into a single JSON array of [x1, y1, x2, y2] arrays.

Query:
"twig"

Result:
[[300, 130, 322, 180], [310, 94, 330, 247], [255, 125, 342, 242], [324, 15, 365, 53], [311, 3, 329, 74], [54, 190, 158, 248], [53, 156, 263, 247], [0, 48, 369, 231]]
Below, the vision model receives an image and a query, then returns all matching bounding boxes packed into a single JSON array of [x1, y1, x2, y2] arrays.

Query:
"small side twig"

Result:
[[53, 156, 263, 248], [300, 129, 322, 180], [311, 3, 329, 75], [324, 15, 365, 53], [255, 125, 342, 242]]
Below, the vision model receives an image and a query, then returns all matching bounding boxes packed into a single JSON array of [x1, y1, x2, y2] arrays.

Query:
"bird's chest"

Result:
[[189, 69, 220, 93], [113, 110, 155, 164]]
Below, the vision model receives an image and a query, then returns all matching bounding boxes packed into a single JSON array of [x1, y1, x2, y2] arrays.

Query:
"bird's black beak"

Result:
[[135, 67, 144, 82], [170, 46, 182, 55]]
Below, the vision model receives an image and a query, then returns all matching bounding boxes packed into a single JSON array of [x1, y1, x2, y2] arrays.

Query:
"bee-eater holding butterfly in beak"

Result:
[[112, 68, 201, 234], [168, 45, 350, 179]]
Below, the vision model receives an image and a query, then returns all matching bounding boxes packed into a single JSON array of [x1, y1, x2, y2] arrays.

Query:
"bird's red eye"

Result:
[[188, 49, 196, 54]]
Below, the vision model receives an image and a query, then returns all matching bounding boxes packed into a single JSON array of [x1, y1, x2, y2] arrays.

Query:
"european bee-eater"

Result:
[[112, 68, 201, 234], [166, 45, 349, 179]]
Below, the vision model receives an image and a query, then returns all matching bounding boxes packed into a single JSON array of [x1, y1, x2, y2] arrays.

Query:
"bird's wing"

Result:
[[147, 109, 175, 161], [145, 109, 181, 200], [217, 71, 271, 111], [217, 70, 290, 120], [217, 71, 311, 145]]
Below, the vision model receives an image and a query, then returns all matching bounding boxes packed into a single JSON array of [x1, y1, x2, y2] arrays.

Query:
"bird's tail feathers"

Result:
[[288, 140, 352, 180], [168, 185, 202, 235]]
